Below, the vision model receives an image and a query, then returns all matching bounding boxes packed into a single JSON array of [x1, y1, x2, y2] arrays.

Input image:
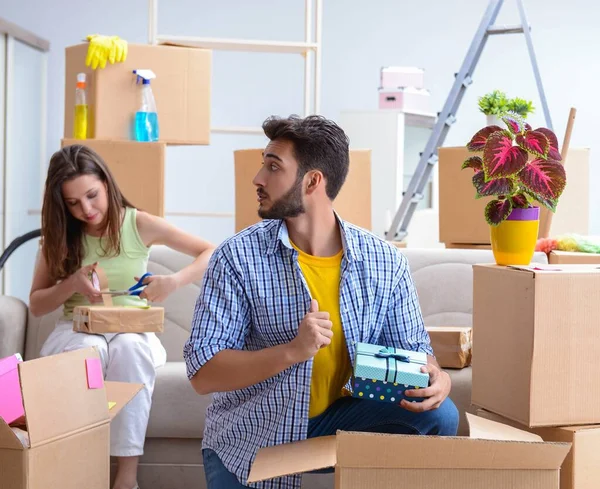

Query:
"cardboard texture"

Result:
[[73, 305, 164, 334], [64, 43, 211, 144], [61, 138, 165, 217], [0, 348, 142, 489], [477, 409, 600, 489], [0, 354, 24, 424], [471, 264, 600, 427], [549, 250, 600, 264], [234, 149, 372, 232], [425, 326, 472, 368], [438, 147, 590, 245], [248, 413, 570, 489]]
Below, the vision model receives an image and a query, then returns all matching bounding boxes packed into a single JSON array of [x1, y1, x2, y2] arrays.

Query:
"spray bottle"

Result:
[[73, 73, 88, 139], [132, 69, 159, 142]]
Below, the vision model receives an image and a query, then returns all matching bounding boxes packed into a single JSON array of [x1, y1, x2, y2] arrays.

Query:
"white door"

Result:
[[3, 36, 47, 303]]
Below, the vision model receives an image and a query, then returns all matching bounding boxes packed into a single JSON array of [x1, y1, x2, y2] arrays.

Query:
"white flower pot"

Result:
[[486, 114, 502, 126]]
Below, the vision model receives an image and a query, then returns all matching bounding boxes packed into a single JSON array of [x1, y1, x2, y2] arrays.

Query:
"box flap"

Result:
[[0, 353, 22, 377], [247, 436, 337, 483], [105, 381, 143, 421], [19, 347, 109, 447], [466, 412, 542, 442], [0, 418, 25, 450]]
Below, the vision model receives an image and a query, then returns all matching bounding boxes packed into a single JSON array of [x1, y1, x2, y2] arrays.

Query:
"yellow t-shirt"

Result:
[[291, 241, 352, 418]]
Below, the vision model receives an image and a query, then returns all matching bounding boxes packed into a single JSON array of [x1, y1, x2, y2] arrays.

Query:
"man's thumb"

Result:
[[310, 299, 319, 313]]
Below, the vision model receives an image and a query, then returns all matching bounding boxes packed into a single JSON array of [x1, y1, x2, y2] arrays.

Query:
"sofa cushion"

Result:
[[147, 361, 211, 438], [0, 296, 28, 358]]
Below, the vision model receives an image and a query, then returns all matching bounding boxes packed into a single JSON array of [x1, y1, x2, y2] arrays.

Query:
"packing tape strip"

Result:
[[90, 268, 113, 307]]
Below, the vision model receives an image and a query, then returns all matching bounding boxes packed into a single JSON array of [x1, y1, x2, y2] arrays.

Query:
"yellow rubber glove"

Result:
[[85, 34, 128, 70]]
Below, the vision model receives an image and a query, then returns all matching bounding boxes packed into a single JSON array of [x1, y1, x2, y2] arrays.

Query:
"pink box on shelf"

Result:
[[0, 353, 25, 424], [378, 87, 431, 113], [380, 66, 425, 89]]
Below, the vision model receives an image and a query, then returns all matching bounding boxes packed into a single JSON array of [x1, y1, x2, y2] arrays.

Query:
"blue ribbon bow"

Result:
[[374, 347, 412, 363]]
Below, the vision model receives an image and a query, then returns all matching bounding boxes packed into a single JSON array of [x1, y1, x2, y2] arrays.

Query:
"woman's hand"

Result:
[[69, 262, 103, 303], [136, 274, 178, 303]]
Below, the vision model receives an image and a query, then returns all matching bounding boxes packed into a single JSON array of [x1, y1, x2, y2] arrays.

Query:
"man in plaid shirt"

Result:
[[184, 115, 458, 489]]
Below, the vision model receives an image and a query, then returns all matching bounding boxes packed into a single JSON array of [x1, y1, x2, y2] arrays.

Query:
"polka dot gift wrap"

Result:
[[352, 342, 430, 405]]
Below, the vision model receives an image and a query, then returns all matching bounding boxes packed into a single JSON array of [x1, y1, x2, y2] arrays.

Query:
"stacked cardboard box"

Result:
[[471, 263, 600, 488], [63, 42, 212, 216]]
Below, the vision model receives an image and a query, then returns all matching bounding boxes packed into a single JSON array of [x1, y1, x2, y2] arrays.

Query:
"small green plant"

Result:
[[478, 90, 509, 116], [506, 97, 535, 118], [478, 91, 535, 118]]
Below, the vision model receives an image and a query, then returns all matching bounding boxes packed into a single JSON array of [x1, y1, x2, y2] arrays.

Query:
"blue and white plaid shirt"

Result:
[[184, 217, 432, 489]]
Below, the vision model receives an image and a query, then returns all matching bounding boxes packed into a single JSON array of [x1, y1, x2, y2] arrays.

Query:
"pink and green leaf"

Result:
[[524, 122, 532, 131], [462, 156, 483, 171], [467, 125, 503, 151], [518, 158, 566, 202], [473, 171, 514, 198], [511, 193, 530, 208], [524, 190, 557, 212], [516, 130, 550, 158], [485, 199, 513, 226], [501, 114, 524, 135], [483, 131, 529, 179], [534, 127, 562, 161]]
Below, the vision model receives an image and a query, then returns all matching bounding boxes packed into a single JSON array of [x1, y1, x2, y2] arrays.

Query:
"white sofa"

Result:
[[0, 246, 547, 488]]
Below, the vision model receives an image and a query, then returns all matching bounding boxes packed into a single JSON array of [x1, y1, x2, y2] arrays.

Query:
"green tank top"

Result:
[[63, 207, 150, 318]]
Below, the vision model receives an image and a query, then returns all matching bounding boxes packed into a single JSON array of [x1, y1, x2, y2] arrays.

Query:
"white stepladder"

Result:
[[385, 0, 553, 242]]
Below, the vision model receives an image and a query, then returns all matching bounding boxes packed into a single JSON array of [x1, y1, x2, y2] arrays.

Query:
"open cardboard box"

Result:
[[0, 347, 142, 489], [73, 305, 164, 334], [248, 413, 571, 489]]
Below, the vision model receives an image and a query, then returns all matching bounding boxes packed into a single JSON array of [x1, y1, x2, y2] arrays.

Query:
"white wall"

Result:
[[1, 0, 598, 246]]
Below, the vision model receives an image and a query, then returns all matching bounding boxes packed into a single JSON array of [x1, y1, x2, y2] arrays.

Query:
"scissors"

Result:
[[103, 272, 153, 297]]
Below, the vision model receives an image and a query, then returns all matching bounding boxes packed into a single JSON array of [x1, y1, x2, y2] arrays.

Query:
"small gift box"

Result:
[[352, 342, 429, 405]]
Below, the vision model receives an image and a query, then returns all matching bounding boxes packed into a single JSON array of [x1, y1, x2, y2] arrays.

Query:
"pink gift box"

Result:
[[378, 87, 431, 113], [0, 353, 25, 424]]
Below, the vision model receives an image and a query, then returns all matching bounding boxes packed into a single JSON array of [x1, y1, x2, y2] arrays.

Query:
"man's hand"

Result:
[[287, 299, 333, 363], [401, 361, 451, 412]]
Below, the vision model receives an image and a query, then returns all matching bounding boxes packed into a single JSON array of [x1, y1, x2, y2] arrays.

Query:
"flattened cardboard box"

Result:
[[73, 305, 164, 333], [549, 251, 600, 264], [61, 138, 165, 217], [248, 413, 570, 489], [477, 408, 600, 489], [0, 347, 142, 489], [64, 43, 211, 144], [426, 326, 472, 368], [438, 147, 590, 244], [472, 264, 600, 427], [234, 149, 371, 232]]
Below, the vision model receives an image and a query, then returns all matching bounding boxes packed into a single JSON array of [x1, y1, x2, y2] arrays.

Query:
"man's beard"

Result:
[[258, 177, 306, 220]]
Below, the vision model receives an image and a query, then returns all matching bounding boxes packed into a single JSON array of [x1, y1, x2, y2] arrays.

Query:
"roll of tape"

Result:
[[90, 267, 113, 307]]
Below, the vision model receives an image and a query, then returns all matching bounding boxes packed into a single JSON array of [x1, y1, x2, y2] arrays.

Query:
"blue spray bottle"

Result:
[[132, 69, 159, 142]]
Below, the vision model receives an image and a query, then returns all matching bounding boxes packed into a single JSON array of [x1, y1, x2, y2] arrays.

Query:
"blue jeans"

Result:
[[202, 396, 459, 488]]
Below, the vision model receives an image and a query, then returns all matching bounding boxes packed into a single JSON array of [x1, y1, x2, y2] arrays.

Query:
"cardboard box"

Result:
[[234, 149, 371, 232], [73, 305, 164, 334], [61, 139, 165, 217], [352, 343, 428, 404], [64, 43, 211, 144], [445, 243, 491, 250], [549, 251, 600, 264], [438, 147, 590, 245], [472, 264, 600, 427], [477, 408, 600, 489], [378, 87, 431, 113], [426, 326, 472, 369], [248, 413, 570, 489], [0, 354, 24, 424], [0, 347, 142, 489], [387, 240, 407, 248]]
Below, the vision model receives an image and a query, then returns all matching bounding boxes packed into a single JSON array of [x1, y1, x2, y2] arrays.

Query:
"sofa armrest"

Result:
[[0, 295, 28, 358]]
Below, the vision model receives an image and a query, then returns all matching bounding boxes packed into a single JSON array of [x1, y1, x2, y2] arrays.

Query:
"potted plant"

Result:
[[478, 90, 509, 126], [506, 97, 535, 118], [462, 113, 566, 265]]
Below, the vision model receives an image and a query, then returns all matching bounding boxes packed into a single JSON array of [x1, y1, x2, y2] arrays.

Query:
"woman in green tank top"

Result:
[[30, 145, 215, 489]]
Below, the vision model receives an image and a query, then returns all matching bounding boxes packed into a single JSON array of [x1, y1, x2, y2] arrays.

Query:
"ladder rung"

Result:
[[487, 24, 525, 35]]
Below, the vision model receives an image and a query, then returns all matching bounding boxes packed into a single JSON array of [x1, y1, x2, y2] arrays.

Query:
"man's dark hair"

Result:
[[262, 115, 350, 200]]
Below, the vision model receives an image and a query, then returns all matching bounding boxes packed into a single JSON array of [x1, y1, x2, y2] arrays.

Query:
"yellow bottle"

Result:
[[74, 73, 88, 139]]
